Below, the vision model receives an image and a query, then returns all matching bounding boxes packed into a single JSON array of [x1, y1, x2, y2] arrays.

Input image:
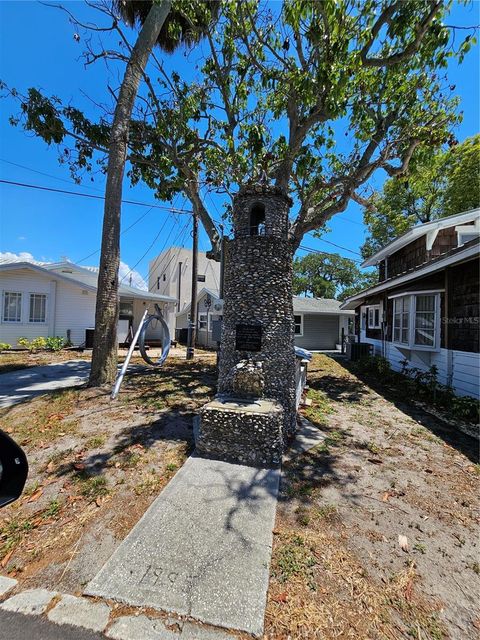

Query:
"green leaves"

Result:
[[2, 0, 475, 252], [361, 135, 480, 258]]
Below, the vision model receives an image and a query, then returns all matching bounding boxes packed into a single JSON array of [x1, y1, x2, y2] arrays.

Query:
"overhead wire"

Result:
[[120, 217, 174, 284], [0, 178, 194, 214], [299, 243, 363, 264]]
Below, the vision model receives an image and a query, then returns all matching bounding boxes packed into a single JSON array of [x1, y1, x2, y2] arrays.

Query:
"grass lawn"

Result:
[[266, 354, 479, 640]]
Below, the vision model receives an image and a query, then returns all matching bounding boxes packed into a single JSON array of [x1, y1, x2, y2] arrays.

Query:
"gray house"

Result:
[[176, 290, 353, 350]]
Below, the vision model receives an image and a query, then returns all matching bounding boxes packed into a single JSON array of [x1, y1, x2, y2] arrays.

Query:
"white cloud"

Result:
[[118, 261, 148, 291], [0, 251, 149, 291], [0, 251, 39, 264], [17, 236, 27, 241]]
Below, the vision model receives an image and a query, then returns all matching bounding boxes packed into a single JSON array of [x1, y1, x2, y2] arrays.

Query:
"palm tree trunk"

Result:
[[89, 0, 172, 386]]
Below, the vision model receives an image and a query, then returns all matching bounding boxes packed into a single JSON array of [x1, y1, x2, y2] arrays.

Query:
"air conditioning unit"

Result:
[[213, 299, 224, 313]]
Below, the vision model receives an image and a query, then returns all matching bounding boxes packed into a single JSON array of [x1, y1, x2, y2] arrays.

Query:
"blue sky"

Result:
[[0, 1, 479, 289]]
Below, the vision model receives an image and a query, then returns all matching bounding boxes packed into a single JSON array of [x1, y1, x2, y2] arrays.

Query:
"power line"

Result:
[[0, 158, 104, 193], [0, 178, 193, 214], [120, 213, 176, 284], [76, 206, 156, 265], [299, 244, 363, 264], [306, 236, 362, 257]]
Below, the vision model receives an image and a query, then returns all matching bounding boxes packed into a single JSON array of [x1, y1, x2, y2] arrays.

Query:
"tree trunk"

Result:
[[89, 0, 172, 387]]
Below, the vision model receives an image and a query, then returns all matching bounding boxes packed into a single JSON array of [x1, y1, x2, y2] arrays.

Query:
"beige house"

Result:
[[148, 247, 221, 337]]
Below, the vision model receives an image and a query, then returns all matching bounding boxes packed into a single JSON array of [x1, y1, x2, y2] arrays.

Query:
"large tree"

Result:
[[90, 0, 172, 386], [361, 134, 480, 258], [293, 252, 372, 300], [3, 1, 475, 359]]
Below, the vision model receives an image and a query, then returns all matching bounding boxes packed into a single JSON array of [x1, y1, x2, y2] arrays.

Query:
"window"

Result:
[[367, 305, 381, 329], [197, 274, 206, 283], [198, 313, 208, 330], [414, 295, 435, 347], [29, 294, 46, 323], [249, 203, 266, 236], [294, 315, 303, 336], [392, 293, 438, 349], [3, 292, 22, 322], [393, 296, 410, 345]]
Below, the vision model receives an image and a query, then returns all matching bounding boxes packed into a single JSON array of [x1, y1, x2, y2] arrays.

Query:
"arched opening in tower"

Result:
[[249, 203, 266, 236]]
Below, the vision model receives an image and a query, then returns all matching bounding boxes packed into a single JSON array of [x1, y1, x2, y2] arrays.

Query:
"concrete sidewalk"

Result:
[[86, 455, 280, 637], [0, 360, 91, 408]]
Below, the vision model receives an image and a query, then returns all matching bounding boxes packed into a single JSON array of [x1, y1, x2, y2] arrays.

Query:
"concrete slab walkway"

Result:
[[0, 360, 91, 408], [86, 455, 280, 637]]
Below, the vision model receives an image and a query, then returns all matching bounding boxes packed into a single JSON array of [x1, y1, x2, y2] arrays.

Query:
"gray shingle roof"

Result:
[[293, 296, 353, 314]]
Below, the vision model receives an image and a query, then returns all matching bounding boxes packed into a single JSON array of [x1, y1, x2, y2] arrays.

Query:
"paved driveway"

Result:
[[0, 360, 91, 409]]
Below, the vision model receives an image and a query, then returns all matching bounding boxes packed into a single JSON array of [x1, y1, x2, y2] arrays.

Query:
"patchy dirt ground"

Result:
[[266, 354, 479, 640], [0, 349, 91, 375], [0, 353, 217, 595]]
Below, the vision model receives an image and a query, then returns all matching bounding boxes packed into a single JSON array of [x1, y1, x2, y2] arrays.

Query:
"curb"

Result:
[[0, 580, 239, 640]]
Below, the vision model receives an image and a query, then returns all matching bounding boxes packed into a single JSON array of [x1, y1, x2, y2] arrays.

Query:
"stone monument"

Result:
[[196, 182, 297, 466]]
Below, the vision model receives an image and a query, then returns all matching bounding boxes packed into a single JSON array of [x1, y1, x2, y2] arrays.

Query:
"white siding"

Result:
[[360, 333, 479, 399], [53, 280, 96, 345], [0, 268, 56, 345]]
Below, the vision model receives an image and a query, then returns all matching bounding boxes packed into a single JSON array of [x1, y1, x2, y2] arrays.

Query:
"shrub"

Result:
[[451, 396, 480, 424], [45, 337, 65, 351], [0, 343, 11, 351], [17, 336, 47, 352], [353, 355, 392, 378], [354, 355, 478, 425]]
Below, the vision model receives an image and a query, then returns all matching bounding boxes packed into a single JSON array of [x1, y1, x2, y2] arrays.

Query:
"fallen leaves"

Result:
[[398, 535, 409, 553], [27, 488, 43, 503], [272, 591, 288, 603]]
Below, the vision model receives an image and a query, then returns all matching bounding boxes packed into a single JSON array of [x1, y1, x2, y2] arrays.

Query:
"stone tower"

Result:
[[217, 183, 297, 438]]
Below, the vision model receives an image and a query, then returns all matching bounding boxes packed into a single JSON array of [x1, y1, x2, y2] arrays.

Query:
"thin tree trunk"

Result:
[[89, 0, 172, 386]]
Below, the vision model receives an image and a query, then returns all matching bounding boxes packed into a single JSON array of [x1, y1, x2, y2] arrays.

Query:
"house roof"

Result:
[[0, 261, 177, 303], [361, 208, 480, 267], [293, 296, 354, 315], [340, 239, 479, 310], [176, 288, 220, 316]]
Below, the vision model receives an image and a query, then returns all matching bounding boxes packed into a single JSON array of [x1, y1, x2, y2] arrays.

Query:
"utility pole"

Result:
[[186, 210, 198, 360]]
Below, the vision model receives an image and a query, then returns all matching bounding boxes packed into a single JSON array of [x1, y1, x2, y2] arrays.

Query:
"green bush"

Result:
[[353, 355, 478, 425], [17, 336, 47, 352], [45, 337, 65, 351], [0, 342, 11, 351]]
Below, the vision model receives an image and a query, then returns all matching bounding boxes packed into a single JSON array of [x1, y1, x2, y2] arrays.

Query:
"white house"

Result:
[[0, 260, 177, 347], [175, 289, 353, 350]]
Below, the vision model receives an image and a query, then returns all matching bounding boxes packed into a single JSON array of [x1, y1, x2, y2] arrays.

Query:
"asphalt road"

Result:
[[0, 610, 105, 640]]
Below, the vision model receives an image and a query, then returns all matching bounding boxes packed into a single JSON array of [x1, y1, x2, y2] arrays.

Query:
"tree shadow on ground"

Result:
[[330, 356, 479, 464]]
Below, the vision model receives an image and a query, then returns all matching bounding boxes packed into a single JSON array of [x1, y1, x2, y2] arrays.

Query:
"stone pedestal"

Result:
[[197, 397, 284, 467]]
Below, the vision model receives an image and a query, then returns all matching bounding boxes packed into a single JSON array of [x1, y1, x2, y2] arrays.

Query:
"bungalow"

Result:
[[0, 260, 177, 347], [340, 209, 480, 399], [175, 288, 353, 350]]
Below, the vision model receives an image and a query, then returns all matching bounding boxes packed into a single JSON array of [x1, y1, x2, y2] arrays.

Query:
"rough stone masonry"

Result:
[[197, 183, 297, 466]]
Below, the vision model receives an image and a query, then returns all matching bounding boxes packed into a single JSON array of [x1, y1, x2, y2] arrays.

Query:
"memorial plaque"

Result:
[[235, 323, 262, 351]]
